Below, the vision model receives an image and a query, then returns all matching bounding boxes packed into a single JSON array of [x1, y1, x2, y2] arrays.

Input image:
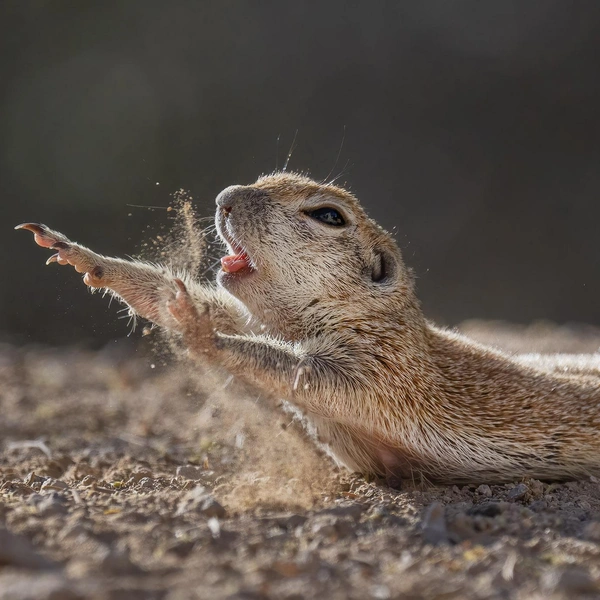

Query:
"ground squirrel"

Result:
[[16, 173, 600, 484]]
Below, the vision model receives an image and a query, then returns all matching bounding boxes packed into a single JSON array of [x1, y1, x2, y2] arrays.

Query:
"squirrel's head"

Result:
[[215, 172, 415, 338]]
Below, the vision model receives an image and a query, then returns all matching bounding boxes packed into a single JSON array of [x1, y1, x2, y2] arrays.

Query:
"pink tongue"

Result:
[[221, 253, 251, 273]]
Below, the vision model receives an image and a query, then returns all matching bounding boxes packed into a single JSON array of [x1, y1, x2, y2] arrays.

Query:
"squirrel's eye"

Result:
[[306, 207, 346, 226]]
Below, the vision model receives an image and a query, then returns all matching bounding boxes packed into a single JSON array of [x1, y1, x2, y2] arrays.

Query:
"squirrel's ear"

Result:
[[371, 248, 396, 284]]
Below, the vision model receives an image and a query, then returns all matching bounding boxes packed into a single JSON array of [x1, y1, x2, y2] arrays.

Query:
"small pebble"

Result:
[[476, 484, 492, 497], [23, 472, 46, 486], [529, 500, 548, 512], [176, 465, 205, 480], [129, 470, 153, 483], [176, 486, 226, 518], [421, 502, 449, 545], [507, 483, 529, 501], [137, 477, 154, 490], [40, 478, 69, 492], [528, 479, 545, 497]]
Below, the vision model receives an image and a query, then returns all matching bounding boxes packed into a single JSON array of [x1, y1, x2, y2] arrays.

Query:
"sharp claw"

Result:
[[46, 254, 59, 265], [15, 222, 66, 249], [15, 223, 48, 235], [174, 278, 188, 293]]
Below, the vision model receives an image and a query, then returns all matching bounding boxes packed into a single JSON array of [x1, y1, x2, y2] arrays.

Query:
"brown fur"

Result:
[[17, 173, 600, 484]]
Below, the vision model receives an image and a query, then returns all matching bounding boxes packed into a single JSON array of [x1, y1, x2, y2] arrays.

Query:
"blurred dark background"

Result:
[[2, 1, 599, 346]]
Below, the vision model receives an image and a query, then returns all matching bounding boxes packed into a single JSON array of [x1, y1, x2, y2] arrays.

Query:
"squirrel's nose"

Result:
[[216, 185, 269, 215], [215, 185, 247, 213]]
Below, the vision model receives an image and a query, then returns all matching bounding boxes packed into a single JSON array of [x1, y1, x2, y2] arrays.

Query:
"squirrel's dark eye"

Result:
[[306, 207, 346, 226]]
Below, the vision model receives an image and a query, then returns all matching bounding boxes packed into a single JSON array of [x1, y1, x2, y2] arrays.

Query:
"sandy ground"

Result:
[[2, 322, 600, 599]]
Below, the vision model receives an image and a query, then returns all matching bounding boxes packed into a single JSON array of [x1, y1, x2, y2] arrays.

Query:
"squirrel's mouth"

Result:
[[221, 250, 252, 274], [216, 211, 256, 276], [220, 241, 255, 275]]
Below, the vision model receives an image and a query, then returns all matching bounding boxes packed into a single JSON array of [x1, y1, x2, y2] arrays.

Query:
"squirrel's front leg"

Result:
[[16, 223, 246, 334], [167, 279, 352, 412], [17, 222, 186, 328]]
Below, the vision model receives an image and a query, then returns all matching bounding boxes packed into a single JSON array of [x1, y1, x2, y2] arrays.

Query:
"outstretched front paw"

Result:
[[15, 223, 107, 287], [166, 279, 215, 350]]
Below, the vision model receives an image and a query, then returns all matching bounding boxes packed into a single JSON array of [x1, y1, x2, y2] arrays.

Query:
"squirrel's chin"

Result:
[[217, 267, 256, 292]]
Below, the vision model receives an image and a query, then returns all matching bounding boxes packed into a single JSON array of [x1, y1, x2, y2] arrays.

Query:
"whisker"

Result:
[[200, 258, 224, 278], [328, 159, 351, 186], [193, 216, 218, 223], [126, 204, 170, 210], [127, 313, 137, 336], [201, 225, 218, 236], [321, 125, 346, 184], [275, 133, 281, 171], [283, 129, 299, 172]]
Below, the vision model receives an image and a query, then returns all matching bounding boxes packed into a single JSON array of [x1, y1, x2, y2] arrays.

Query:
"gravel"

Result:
[[1, 324, 600, 598]]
